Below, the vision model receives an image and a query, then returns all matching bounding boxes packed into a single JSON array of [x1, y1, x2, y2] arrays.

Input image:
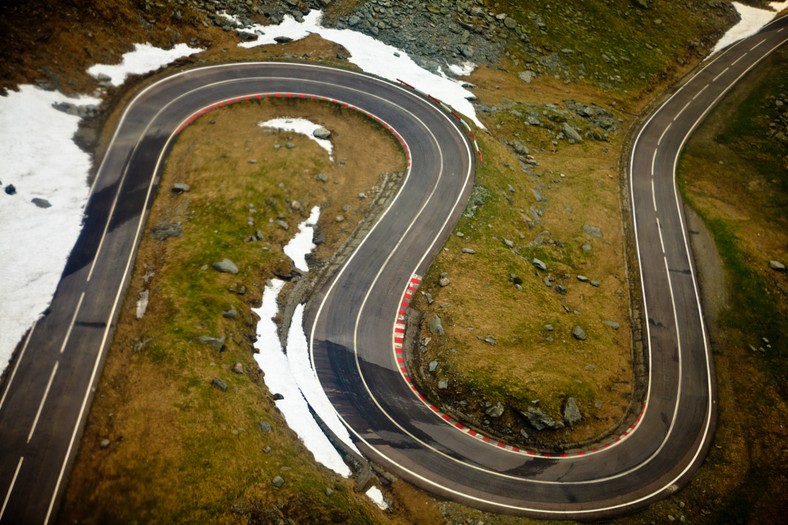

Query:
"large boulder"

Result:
[[520, 407, 564, 430], [313, 126, 331, 139], [572, 325, 588, 341], [428, 314, 445, 336], [212, 259, 239, 274], [563, 398, 582, 426]]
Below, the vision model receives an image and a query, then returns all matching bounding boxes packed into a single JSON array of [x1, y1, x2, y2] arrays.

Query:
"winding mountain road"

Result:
[[0, 17, 784, 524]]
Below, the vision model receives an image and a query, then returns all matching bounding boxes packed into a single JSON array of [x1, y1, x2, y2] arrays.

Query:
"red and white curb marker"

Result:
[[395, 79, 483, 164], [174, 92, 412, 169], [392, 275, 646, 459]]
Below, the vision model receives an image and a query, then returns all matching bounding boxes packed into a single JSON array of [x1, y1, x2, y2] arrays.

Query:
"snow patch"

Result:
[[365, 486, 388, 510], [260, 118, 334, 161], [448, 62, 476, 77], [253, 208, 360, 477], [237, 10, 484, 128], [0, 85, 100, 372], [712, 1, 787, 54], [88, 43, 203, 86]]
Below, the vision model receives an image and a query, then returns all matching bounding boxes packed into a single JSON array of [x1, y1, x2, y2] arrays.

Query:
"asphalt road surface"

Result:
[[0, 17, 784, 524]]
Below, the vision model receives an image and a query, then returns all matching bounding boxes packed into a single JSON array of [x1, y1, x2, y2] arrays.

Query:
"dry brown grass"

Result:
[[60, 97, 407, 523]]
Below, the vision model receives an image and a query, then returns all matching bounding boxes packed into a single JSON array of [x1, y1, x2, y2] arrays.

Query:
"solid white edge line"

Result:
[[0, 457, 23, 521], [59, 292, 85, 354], [0, 321, 36, 412], [27, 361, 58, 443]]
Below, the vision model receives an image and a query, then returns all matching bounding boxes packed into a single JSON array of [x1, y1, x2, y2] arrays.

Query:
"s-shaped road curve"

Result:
[[0, 17, 784, 524]]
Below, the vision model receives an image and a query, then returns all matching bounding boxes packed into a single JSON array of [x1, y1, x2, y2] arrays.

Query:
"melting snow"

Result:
[[260, 118, 334, 161], [87, 42, 203, 86], [712, 1, 787, 54]]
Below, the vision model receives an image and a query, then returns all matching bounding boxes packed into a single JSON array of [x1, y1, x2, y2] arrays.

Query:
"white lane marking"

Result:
[[651, 147, 658, 176], [691, 84, 709, 101], [657, 122, 672, 146], [59, 292, 85, 354], [673, 100, 693, 121], [27, 362, 58, 443], [0, 457, 23, 521], [651, 178, 658, 212], [730, 54, 745, 66], [656, 218, 666, 255], [0, 321, 36, 412], [712, 66, 730, 82], [750, 39, 766, 51]]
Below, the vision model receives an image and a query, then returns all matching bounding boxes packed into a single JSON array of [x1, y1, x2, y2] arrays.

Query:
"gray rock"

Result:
[[577, 275, 589, 282], [518, 70, 534, 83], [572, 325, 588, 341], [258, 421, 272, 432], [590, 280, 601, 287], [513, 141, 529, 155], [31, 198, 51, 208], [484, 336, 497, 346], [335, 214, 345, 223], [428, 314, 445, 336], [769, 260, 786, 272], [602, 320, 620, 330], [275, 219, 289, 230], [172, 182, 191, 193], [313, 126, 331, 139], [581, 243, 592, 252], [439, 276, 451, 287], [285, 142, 296, 149], [563, 398, 582, 426], [532, 188, 546, 202], [315, 172, 328, 182], [100, 438, 111, 449], [272, 475, 284, 488], [544, 324, 554, 331], [486, 402, 505, 418], [274, 36, 292, 43], [212, 259, 239, 274], [503, 238, 514, 248], [583, 225, 602, 238], [199, 336, 226, 351], [211, 377, 228, 392], [429, 360, 439, 372], [151, 222, 183, 240], [5, 184, 17, 195], [222, 308, 238, 319], [135, 289, 149, 320], [532, 258, 548, 271], [520, 406, 564, 430], [554, 284, 567, 295], [438, 379, 449, 389], [461, 247, 476, 254], [561, 123, 584, 143], [231, 362, 244, 374]]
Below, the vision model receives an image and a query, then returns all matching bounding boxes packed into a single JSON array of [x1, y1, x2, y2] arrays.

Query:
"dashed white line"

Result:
[[657, 123, 672, 146], [712, 66, 730, 82], [691, 84, 709, 101], [59, 292, 85, 354], [750, 38, 766, 51], [0, 457, 23, 520], [673, 100, 693, 121], [651, 178, 658, 212], [27, 362, 58, 443], [730, 54, 745, 66]]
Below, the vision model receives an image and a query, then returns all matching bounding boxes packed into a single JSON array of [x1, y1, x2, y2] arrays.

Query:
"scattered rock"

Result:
[[438, 379, 449, 389], [572, 325, 588, 341], [428, 314, 445, 336], [199, 335, 226, 351], [212, 258, 239, 274], [583, 225, 602, 238], [100, 438, 111, 449], [461, 247, 476, 254], [31, 198, 51, 208], [313, 126, 331, 139], [272, 476, 284, 488], [274, 36, 292, 43], [222, 308, 238, 319], [520, 406, 564, 430], [439, 273, 451, 287], [429, 360, 439, 372], [602, 320, 620, 330], [486, 402, 504, 418], [272, 393, 284, 401], [335, 214, 345, 223], [151, 222, 183, 240], [172, 182, 191, 193], [581, 243, 592, 252], [211, 377, 228, 392], [228, 283, 247, 295], [4, 184, 16, 195], [554, 284, 567, 295], [518, 70, 535, 83], [769, 260, 786, 272], [275, 219, 289, 230], [315, 172, 328, 182], [532, 258, 548, 271], [258, 421, 272, 432], [231, 362, 244, 374], [484, 336, 497, 346], [561, 123, 584, 143], [563, 398, 582, 426], [577, 275, 589, 282]]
